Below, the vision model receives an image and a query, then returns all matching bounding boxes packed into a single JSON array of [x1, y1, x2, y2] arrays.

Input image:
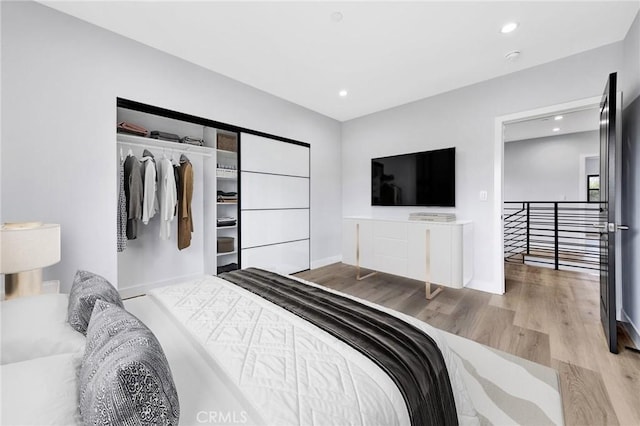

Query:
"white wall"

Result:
[[504, 131, 599, 202], [342, 41, 623, 294], [585, 157, 599, 175], [621, 11, 640, 108], [0, 1, 342, 291], [621, 12, 640, 347]]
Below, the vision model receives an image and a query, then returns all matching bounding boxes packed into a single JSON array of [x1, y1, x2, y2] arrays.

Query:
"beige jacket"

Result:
[[177, 157, 194, 250]]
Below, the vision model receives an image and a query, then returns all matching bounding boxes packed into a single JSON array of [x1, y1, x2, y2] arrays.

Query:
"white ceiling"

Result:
[[504, 107, 600, 142], [41, 1, 639, 122]]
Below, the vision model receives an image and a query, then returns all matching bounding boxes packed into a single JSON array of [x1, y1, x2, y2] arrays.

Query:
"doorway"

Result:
[[493, 95, 601, 294], [502, 107, 601, 272], [493, 86, 625, 352]]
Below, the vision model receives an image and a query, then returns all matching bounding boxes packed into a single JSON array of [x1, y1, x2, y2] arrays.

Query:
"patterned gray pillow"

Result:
[[67, 270, 124, 335], [80, 299, 180, 425]]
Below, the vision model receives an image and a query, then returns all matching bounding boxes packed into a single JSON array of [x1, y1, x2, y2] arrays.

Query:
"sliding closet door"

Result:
[[240, 133, 310, 274]]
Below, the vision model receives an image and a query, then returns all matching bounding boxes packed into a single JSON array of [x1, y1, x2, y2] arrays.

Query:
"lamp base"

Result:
[[4, 269, 43, 300]]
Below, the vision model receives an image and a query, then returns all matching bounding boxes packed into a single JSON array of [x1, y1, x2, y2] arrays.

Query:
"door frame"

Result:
[[493, 95, 601, 294]]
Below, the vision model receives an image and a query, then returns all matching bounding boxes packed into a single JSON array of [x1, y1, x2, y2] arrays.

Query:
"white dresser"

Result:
[[342, 217, 473, 289]]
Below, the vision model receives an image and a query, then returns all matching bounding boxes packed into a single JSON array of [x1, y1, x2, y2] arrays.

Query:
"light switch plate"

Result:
[[479, 190, 488, 201]]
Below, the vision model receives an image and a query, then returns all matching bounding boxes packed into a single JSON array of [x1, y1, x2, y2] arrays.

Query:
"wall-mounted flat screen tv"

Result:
[[371, 147, 455, 207]]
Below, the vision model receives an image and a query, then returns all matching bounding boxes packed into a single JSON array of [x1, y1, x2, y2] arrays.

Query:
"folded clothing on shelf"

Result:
[[117, 121, 149, 137], [217, 263, 238, 274], [217, 190, 238, 203], [150, 130, 180, 142], [217, 222, 236, 227], [217, 217, 237, 227], [180, 136, 204, 146]]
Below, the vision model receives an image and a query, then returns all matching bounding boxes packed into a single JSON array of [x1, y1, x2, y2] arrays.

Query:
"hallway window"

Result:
[[588, 174, 600, 202]]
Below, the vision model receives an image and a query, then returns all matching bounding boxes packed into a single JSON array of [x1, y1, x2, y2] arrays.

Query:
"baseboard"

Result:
[[311, 255, 342, 270], [622, 309, 640, 349], [119, 273, 204, 299]]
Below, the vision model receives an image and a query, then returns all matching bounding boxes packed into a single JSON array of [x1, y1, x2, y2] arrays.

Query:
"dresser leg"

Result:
[[357, 268, 377, 281], [425, 282, 443, 300], [424, 228, 441, 299]]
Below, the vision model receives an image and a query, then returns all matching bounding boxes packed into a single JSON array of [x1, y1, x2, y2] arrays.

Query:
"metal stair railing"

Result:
[[503, 201, 604, 271]]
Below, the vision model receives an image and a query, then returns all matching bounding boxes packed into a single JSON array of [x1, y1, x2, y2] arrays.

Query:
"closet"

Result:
[[115, 99, 309, 297], [240, 133, 310, 274]]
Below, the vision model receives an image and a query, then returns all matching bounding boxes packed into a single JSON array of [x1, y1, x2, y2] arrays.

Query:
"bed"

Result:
[[0, 269, 564, 426]]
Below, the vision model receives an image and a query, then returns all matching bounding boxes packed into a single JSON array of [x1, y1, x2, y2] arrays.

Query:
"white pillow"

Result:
[[1, 293, 85, 364], [1, 352, 82, 425]]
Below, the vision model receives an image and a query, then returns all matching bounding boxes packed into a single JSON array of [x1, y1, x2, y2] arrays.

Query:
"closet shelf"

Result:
[[217, 250, 237, 257], [217, 225, 238, 230], [217, 202, 238, 205], [117, 133, 214, 157]]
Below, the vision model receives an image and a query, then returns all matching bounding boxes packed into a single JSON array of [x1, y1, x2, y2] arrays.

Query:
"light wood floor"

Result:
[[295, 262, 640, 426]]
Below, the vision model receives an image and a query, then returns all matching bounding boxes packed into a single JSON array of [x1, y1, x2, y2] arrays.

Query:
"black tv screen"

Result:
[[371, 147, 455, 207]]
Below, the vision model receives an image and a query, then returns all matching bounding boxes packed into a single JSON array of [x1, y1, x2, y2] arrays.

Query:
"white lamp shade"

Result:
[[0, 223, 61, 274]]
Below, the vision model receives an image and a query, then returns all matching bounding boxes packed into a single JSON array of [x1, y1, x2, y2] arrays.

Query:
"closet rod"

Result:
[[117, 140, 213, 158]]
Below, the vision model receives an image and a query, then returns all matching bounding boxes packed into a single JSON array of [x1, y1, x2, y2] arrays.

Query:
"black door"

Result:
[[599, 72, 618, 354]]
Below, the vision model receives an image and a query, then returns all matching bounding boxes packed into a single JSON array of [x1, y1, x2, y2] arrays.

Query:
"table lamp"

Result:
[[0, 222, 61, 300]]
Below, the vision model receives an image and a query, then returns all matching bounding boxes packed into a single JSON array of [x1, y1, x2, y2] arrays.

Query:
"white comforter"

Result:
[[149, 275, 480, 426]]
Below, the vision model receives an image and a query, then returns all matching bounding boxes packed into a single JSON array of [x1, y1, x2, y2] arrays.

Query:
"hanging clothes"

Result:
[[158, 155, 178, 240], [173, 158, 181, 217], [123, 154, 143, 239], [177, 154, 194, 250], [140, 149, 159, 225], [117, 157, 127, 252]]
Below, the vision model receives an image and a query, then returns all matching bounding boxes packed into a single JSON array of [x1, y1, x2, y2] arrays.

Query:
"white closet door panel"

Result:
[[241, 209, 309, 248], [241, 173, 309, 210], [241, 133, 309, 177], [242, 240, 309, 275]]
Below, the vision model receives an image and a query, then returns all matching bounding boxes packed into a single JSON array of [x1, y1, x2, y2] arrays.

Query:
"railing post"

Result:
[[554, 202, 559, 270], [526, 202, 530, 256]]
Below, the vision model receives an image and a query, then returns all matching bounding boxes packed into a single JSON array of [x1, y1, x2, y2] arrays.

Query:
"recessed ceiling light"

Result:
[[331, 11, 343, 22], [339, 89, 348, 97], [505, 50, 521, 61], [501, 22, 519, 34], [553, 127, 560, 132], [554, 115, 563, 120]]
